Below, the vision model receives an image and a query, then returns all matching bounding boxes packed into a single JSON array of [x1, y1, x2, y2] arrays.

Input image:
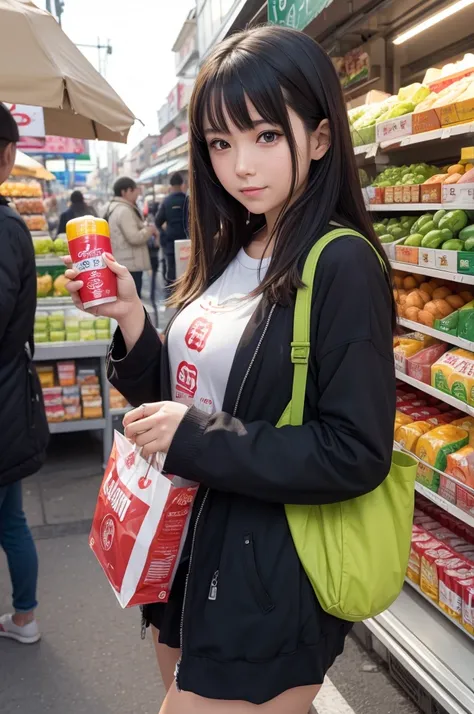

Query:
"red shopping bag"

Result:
[[89, 431, 198, 608]]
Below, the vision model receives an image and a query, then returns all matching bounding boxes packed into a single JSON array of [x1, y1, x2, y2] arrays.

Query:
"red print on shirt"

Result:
[[185, 317, 213, 352], [176, 361, 198, 397]]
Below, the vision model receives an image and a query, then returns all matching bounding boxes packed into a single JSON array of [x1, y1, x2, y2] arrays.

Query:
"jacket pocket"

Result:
[[243, 533, 275, 614]]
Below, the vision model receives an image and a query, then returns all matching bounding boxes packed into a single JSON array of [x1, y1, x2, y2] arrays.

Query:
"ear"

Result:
[[310, 119, 331, 161]]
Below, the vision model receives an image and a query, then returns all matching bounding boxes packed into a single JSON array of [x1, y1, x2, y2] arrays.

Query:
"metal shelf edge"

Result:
[[395, 370, 474, 416], [398, 318, 474, 351], [48, 418, 106, 434], [390, 261, 474, 285]]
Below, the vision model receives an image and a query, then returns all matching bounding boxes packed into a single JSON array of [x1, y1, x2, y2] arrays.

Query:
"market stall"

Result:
[[345, 41, 474, 714]]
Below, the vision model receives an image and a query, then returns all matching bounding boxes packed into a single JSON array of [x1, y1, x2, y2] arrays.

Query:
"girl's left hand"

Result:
[[123, 402, 188, 458]]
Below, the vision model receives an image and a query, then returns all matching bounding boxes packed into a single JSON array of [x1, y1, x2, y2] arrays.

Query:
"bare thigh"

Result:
[[151, 626, 181, 693], [159, 681, 321, 714]]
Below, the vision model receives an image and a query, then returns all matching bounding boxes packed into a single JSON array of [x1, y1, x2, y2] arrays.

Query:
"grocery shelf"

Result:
[[37, 296, 73, 307], [369, 203, 452, 211], [35, 256, 65, 267], [415, 481, 474, 529], [398, 317, 474, 351], [391, 261, 474, 285], [395, 369, 474, 416], [366, 585, 474, 714], [404, 580, 474, 645], [35, 341, 110, 361], [110, 407, 132, 417], [48, 418, 106, 434]]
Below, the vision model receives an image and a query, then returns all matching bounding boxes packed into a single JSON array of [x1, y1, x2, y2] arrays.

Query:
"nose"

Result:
[[234, 146, 256, 178]]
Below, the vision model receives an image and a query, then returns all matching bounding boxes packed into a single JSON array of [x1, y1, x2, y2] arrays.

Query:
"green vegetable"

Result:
[[419, 220, 436, 237], [379, 234, 394, 244], [439, 210, 469, 235], [372, 223, 387, 237], [433, 209, 447, 227], [441, 239, 463, 251], [459, 225, 474, 242], [389, 226, 409, 240], [410, 215, 433, 234], [464, 236, 474, 251], [440, 228, 454, 242], [421, 230, 445, 248], [404, 233, 423, 247], [387, 218, 399, 227]]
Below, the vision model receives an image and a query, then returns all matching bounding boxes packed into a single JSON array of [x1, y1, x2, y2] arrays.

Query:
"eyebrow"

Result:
[[204, 119, 273, 135]]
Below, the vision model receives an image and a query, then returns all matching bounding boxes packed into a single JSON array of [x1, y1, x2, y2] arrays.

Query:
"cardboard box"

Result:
[[366, 186, 385, 204], [384, 186, 394, 204], [395, 245, 419, 264], [457, 300, 474, 341], [439, 97, 474, 127], [394, 186, 404, 203], [376, 113, 413, 143], [412, 109, 442, 134], [434, 310, 459, 336], [458, 252, 474, 276], [410, 185, 421, 203], [420, 183, 442, 203]]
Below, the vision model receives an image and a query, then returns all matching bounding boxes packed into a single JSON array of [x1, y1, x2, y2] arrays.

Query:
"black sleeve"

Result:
[[155, 200, 166, 230], [164, 237, 395, 505], [57, 212, 68, 235], [107, 311, 163, 406], [0, 221, 24, 343]]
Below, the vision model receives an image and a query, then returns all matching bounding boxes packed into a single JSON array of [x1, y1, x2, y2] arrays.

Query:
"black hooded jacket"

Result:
[[0, 198, 49, 487], [107, 232, 395, 703]]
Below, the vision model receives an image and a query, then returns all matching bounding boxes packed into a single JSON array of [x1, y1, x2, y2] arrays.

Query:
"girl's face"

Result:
[[204, 97, 330, 221]]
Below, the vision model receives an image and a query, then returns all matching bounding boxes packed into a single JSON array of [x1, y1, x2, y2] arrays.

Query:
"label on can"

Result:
[[68, 233, 117, 308]]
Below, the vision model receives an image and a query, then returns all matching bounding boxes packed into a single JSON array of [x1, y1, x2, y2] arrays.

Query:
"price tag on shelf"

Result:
[[400, 136, 412, 147], [441, 127, 452, 139], [442, 184, 474, 205], [365, 143, 378, 158]]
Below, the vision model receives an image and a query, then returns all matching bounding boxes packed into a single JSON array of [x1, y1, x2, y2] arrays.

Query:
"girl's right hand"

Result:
[[63, 252, 142, 322]]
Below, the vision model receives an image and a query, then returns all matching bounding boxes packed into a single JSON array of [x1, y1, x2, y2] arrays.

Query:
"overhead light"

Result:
[[393, 0, 474, 45]]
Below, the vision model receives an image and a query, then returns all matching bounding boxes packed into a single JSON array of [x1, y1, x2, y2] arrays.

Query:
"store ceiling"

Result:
[[309, 0, 460, 51]]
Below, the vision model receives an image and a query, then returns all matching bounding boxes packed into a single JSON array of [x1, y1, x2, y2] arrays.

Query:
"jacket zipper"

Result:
[[175, 303, 276, 690]]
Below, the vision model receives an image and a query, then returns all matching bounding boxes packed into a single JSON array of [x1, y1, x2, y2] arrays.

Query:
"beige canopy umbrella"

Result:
[[12, 150, 55, 180], [0, 0, 137, 143]]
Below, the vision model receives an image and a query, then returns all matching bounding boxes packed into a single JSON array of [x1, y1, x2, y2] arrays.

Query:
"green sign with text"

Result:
[[268, 0, 334, 30]]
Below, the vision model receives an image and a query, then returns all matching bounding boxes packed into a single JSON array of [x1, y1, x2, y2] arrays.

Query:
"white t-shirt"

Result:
[[168, 248, 271, 415]]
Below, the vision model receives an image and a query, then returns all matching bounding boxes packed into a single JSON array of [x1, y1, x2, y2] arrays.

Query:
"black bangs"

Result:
[[193, 49, 292, 138]]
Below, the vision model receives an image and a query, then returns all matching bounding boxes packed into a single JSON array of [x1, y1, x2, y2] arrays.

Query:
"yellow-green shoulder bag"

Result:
[[279, 228, 417, 622]]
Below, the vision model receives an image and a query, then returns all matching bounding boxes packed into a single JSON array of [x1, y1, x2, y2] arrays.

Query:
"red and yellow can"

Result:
[[66, 216, 117, 310]]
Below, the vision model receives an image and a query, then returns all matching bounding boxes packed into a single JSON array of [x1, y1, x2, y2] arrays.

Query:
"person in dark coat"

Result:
[[0, 103, 49, 645], [56, 190, 96, 235], [155, 172, 187, 296]]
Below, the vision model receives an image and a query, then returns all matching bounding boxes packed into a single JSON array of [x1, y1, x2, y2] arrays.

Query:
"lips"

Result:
[[240, 187, 266, 196]]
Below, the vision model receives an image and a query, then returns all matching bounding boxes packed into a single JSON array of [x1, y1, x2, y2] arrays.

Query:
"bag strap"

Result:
[[289, 228, 386, 427]]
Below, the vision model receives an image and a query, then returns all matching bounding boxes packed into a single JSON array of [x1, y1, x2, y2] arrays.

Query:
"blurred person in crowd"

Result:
[[56, 189, 96, 235], [0, 103, 49, 645], [105, 177, 157, 298], [155, 172, 187, 296], [44, 195, 59, 235], [146, 201, 161, 311]]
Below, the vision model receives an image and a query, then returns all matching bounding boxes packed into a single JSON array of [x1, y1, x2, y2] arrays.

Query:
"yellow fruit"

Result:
[[448, 164, 465, 175]]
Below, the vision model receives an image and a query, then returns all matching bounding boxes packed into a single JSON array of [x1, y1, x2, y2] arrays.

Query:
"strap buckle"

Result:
[[291, 341, 310, 364]]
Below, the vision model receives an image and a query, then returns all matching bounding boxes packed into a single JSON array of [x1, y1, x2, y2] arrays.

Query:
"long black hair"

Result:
[[173, 25, 395, 323]]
